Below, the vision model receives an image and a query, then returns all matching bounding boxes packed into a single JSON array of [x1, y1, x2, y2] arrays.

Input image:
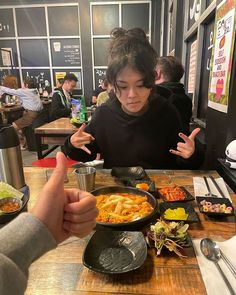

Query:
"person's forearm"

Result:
[[0, 86, 18, 96], [0, 213, 57, 273]]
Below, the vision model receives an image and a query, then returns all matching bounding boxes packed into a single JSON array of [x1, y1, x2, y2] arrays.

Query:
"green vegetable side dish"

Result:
[[147, 219, 189, 258], [0, 182, 24, 200]]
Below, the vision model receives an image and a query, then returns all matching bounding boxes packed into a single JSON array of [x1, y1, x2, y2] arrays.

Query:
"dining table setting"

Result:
[[8, 166, 232, 295]]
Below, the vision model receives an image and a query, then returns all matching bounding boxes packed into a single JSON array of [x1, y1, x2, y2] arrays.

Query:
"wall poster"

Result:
[[188, 40, 198, 93], [208, 0, 236, 113]]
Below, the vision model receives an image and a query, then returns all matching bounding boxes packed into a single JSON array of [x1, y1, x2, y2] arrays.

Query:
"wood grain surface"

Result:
[[24, 168, 236, 295]]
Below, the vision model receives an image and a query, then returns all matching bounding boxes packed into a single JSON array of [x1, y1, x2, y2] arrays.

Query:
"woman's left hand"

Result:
[[169, 128, 201, 159]]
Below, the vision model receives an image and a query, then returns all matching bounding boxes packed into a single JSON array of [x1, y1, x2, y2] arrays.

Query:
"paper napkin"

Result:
[[193, 177, 231, 201], [192, 236, 236, 295]]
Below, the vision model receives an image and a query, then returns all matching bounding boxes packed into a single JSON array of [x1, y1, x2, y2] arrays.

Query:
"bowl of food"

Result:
[[0, 194, 29, 224], [91, 186, 158, 230]]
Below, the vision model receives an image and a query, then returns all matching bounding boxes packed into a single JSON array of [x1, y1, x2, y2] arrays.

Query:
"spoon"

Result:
[[204, 238, 236, 278], [203, 176, 218, 198], [200, 238, 236, 295]]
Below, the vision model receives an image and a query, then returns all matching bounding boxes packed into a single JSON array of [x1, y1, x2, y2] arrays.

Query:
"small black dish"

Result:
[[157, 186, 194, 202], [0, 193, 29, 224], [123, 179, 156, 196], [83, 230, 147, 274], [159, 202, 199, 223], [196, 196, 235, 217], [111, 166, 147, 180]]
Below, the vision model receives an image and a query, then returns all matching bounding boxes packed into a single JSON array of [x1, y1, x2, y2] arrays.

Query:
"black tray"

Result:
[[196, 196, 235, 217]]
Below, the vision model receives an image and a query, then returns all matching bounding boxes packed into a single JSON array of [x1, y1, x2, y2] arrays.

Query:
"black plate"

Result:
[[159, 202, 199, 223], [111, 166, 147, 180], [91, 186, 158, 230], [123, 179, 156, 195], [157, 186, 194, 202], [196, 196, 235, 217], [83, 231, 147, 274]]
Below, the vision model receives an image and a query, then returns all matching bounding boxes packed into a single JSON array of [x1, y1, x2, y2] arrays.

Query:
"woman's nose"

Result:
[[128, 87, 136, 98]]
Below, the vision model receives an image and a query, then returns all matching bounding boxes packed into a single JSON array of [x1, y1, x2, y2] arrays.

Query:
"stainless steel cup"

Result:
[[74, 166, 96, 191]]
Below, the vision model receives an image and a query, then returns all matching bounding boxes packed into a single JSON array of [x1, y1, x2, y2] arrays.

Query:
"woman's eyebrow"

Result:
[[117, 79, 144, 84]]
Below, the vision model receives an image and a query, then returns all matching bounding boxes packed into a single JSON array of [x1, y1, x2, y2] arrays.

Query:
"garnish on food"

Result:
[[164, 207, 189, 220], [136, 183, 149, 191], [146, 219, 189, 258], [159, 185, 186, 201]]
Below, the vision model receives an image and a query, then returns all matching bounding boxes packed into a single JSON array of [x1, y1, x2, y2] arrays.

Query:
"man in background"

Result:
[[155, 56, 192, 135], [50, 73, 78, 121]]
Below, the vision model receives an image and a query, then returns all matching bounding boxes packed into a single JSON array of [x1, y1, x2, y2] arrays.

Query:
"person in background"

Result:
[[91, 78, 108, 105], [0, 75, 19, 104], [96, 80, 112, 107], [55, 78, 64, 90], [0, 152, 98, 295], [155, 56, 192, 135], [64, 27, 203, 169], [0, 77, 43, 149], [50, 73, 78, 121]]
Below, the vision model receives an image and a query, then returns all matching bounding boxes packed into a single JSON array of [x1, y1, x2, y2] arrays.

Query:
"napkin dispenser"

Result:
[[0, 124, 25, 189]]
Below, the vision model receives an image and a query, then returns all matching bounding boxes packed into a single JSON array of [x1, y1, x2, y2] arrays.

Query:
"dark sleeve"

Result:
[[50, 93, 71, 120]]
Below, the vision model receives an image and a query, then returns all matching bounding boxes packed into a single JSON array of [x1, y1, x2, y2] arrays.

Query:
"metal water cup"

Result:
[[74, 167, 96, 191]]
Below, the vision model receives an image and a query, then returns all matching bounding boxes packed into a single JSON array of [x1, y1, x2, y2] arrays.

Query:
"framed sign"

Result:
[[208, 0, 236, 113]]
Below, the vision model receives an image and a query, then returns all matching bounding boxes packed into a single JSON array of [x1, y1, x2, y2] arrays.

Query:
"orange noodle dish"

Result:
[[96, 193, 154, 223]]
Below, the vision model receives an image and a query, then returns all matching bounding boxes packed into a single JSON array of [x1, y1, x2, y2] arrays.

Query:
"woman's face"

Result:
[[114, 66, 151, 114]]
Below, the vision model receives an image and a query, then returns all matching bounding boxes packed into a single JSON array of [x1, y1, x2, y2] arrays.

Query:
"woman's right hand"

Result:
[[70, 123, 95, 154]]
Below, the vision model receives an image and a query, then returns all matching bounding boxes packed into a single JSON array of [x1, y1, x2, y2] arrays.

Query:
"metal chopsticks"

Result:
[[209, 176, 227, 198]]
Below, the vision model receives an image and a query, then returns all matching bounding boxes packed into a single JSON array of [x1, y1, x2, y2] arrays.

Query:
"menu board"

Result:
[[122, 3, 150, 33], [51, 39, 81, 67], [94, 39, 110, 66], [21, 69, 51, 89], [0, 9, 15, 37], [16, 7, 47, 37], [188, 0, 201, 29], [94, 68, 107, 89], [48, 6, 80, 36], [19, 39, 49, 67], [197, 18, 215, 121], [0, 40, 18, 67]]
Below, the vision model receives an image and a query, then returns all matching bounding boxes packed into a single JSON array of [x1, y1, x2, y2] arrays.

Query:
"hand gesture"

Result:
[[31, 152, 98, 243], [70, 123, 95, 154], [170, 128, 201, 159]]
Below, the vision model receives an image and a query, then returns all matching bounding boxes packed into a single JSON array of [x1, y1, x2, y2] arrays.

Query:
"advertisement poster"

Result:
[[188, 40, 198, 93], [208, 0, 236, 113], [1, 47, 12, 66]]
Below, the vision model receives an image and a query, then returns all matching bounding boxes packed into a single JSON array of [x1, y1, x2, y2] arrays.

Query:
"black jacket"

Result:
[[64, 86, 203, 169], [158, 82, 192, 135], [50, 88, 71, 121]]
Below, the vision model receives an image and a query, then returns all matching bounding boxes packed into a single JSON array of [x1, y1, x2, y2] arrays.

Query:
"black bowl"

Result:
[[0, 193, 29, 224], [91, 186, 158, 230], [83, 230, 147, 274]]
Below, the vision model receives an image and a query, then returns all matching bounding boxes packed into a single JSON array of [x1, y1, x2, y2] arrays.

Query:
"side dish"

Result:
[[159, 185, 187, 201], [199, 199, 233, 214], [96, 193, 154, 223], [0, 200, 21, 213], [164, 207, 189, 220]]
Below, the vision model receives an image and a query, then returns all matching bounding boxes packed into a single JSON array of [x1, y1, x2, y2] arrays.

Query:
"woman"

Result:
[[64, 27, 203, 169]]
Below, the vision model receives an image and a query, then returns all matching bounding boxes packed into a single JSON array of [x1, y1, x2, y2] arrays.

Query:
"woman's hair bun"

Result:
[[110, 27, 147, 41], [110, 27, 126, 39]]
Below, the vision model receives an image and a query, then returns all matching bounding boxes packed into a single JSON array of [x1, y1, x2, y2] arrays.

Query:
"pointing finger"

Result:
[[188, 128, 201, 140]]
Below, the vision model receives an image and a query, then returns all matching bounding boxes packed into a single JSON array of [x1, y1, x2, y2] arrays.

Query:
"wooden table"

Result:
[[0, 104, 23, 124], [24, 168, 236, 295], [34, 117, 77, 159]]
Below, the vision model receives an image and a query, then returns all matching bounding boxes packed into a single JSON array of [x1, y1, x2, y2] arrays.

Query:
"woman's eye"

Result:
[[118, 86, 127, 90], [137, 85, 144, 88]]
